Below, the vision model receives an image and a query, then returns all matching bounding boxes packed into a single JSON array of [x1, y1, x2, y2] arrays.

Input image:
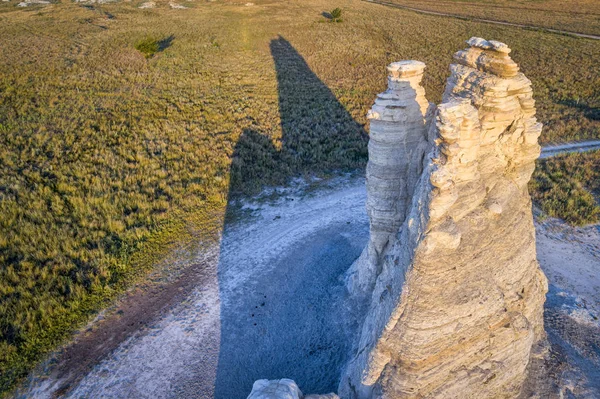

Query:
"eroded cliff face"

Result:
[[246, 37, 547, 399], [340, 37, 547, 399]]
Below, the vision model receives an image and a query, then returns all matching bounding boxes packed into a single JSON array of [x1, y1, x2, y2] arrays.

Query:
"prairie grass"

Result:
[[381, 0, 600, 36], [0, 0, 599, 395], [531, 151, 600, 226]]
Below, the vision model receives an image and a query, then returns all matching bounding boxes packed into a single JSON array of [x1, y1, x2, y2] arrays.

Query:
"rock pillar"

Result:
[[340, 38, 547, 399]]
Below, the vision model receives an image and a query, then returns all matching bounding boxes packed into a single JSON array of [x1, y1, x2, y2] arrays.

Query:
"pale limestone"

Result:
[[246, 379, 340, 399], [340, 37, 547, 399], [247, 379, 303, 399], [346, 60, 434, 296], [245, 37, 547, 399], [16, 0, 49, 6]]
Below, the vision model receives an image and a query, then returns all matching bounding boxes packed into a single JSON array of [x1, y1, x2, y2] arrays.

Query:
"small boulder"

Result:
[[247, 379, 302, 399]]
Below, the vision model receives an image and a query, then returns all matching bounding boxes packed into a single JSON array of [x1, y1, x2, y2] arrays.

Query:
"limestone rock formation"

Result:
[[245, 37, 547, 399], [340, 37, 547, 399], [347, 60, 434, 296], [247, 379, 340, 399], [247, 379, 303, 399]]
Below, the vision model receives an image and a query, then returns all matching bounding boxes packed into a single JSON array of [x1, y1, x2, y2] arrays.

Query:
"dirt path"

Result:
[[17, 177, 369, 399], [17, 175, 600, 399], [361, 0, 600, 40], [535, 217, 600, 398], [540, 140, 600, 159]]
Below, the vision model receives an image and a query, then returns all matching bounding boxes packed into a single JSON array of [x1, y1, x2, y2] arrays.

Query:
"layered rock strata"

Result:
[[347, 60, 433, 295], [340, 37, 547, 399], [366, 60, 432, 254], [245, 37, 547, 399]]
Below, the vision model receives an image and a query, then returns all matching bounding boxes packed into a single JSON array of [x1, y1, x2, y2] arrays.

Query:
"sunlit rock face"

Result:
[[340, 37, 547, 399]]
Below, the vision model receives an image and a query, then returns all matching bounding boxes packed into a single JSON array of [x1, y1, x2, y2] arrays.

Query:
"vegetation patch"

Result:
[[135, 35, 174, 58], [324, 7, 343, 22], [135, 36, 160, 58], [530, 150, 600, 225]]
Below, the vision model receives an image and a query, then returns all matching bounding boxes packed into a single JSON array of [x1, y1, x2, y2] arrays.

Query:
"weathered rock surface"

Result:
[[247, 379, 340, 399], [340, 37, 547, 399], [16, 0, 50, 6], [245, 37, 547, 399], [247, 379, 303, 399], [347, 60, 433, 296]]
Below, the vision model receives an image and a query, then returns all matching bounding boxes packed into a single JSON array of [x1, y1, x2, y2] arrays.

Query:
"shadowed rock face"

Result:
[[340, 37, 547, 399], [247, 379, 340, 399], [365, 60, 433, 255]]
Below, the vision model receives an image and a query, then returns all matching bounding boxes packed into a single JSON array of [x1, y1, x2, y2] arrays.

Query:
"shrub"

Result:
[[330, 7, 342, 22], [135, 37, 160, 58]]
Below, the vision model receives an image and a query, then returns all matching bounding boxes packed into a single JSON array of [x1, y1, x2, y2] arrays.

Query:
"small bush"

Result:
[[330, 7, 342, 22], [135, 37, 160, 58]]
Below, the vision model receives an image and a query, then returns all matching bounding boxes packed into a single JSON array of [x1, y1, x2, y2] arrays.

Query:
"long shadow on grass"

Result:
[[229, 36, 368, 194], [212, 36, 368, 398]]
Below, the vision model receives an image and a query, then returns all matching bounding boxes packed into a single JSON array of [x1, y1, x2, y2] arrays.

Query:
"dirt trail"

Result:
[[18, 177, 369, 399], [362, 0, 600, 40], [16, 176, 600, 398], [540, 140, 600, 159]]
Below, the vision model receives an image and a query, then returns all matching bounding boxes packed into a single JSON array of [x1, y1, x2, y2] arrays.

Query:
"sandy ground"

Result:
[[535, 217, 600, 398], [17, 177, 600, 399]]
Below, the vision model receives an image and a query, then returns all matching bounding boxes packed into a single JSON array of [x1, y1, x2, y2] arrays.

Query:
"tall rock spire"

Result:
[[340, 37, 547, 399], [347, 60, 433, 296]]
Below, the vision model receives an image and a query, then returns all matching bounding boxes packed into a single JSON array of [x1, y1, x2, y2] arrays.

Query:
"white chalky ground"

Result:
[[19, 177, 600, 399]]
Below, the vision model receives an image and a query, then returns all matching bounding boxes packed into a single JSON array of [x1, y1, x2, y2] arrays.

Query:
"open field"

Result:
[[378, 0, 600, 36], [1, 0, 600, 395]]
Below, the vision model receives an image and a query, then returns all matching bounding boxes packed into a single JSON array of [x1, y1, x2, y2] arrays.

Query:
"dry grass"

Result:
[[531, 150, 600, 226], [0, 0, 599, 395], [381, 0, 600, 36]]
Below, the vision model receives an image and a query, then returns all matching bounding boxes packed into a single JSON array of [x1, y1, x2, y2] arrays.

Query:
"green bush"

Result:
[[330, 7, 342, 22], [135, 37, 160, 58]]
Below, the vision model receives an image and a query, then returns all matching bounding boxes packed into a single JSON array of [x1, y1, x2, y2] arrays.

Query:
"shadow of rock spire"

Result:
[[229, 36, 368, 195], [213, 37, 370, 398]]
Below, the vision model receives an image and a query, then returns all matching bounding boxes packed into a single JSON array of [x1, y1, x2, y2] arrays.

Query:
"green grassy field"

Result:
[[1, 0, 599, 395]]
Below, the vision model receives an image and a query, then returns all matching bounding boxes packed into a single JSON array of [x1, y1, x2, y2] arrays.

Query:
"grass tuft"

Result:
[[134, 35, 173, 58], [330, 7, 343, 22]]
